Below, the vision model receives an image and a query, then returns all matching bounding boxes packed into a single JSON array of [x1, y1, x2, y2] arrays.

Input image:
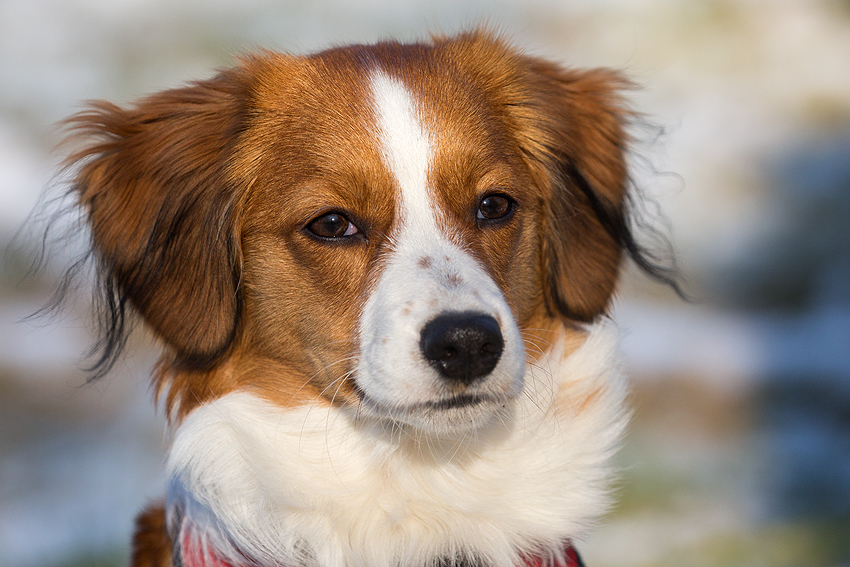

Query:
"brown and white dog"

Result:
[[62, 31, 674, 567]]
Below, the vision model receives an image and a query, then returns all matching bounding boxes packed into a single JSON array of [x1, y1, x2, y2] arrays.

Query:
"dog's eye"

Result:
[[307, 212, 360, 239], [477, 194, 515, 222]]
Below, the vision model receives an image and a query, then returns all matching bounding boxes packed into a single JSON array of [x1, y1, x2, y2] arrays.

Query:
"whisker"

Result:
[[521, 338, 549, 358], [289, 353, 359, 408], [294, 354, 359, 448], [519, 331, 556, 349], [323, 369, 358, 490]]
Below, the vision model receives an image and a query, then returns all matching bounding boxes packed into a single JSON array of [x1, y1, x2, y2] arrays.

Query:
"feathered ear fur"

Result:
[[522, 62, 678, 322], [435, 31, 680, 323], [64, 70, 248, 373]]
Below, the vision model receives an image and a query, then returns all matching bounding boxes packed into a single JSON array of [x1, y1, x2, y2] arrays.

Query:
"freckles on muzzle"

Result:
[[354, 246, 527, 431]]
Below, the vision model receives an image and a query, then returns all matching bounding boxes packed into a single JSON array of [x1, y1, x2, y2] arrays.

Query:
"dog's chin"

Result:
[[359, 393, 516, 436]]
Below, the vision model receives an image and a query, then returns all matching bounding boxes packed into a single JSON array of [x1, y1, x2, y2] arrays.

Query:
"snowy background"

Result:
[[2, 1, 849, 566]]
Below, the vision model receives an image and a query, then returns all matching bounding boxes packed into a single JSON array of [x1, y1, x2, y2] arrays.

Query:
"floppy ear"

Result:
[[524, 63, 634, 322], [65, 70, 247, 370]]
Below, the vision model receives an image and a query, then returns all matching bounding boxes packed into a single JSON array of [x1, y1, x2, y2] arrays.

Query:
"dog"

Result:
[[60, 30, 676, 567]]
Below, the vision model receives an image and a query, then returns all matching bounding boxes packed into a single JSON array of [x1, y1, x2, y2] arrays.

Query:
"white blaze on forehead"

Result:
[[369, 71, 437, 230], [360, 69, 526, 429]]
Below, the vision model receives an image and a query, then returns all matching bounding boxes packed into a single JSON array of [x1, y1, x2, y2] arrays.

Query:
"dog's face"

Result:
[[67, 33, 632, 433], [239, 62, 540, 433]]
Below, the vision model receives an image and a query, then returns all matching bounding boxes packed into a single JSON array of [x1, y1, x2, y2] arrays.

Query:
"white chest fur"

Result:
[[166, 323, 626, 567]]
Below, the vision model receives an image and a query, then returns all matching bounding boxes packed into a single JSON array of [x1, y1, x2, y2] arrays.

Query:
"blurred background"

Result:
[[1, 0, 849, 565]]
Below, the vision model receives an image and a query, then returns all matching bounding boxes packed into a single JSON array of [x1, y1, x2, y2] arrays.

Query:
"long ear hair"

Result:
[[520, 61, 681, 322], [61, 69, 250, 377]]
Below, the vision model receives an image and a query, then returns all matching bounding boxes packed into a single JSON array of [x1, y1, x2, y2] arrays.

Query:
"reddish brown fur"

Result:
[[64, 31, 639, 565], [131, 503, 172, 567], [66, 73, 248, 363]]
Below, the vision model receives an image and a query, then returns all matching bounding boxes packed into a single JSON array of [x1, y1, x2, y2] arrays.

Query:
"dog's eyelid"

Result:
[[479, 186, 519, 203], [304, 210, 364, 240]]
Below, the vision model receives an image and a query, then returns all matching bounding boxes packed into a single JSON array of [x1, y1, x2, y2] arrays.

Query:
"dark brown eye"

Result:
[[477, 194, 515, 222], [306, 212, 360, 239]]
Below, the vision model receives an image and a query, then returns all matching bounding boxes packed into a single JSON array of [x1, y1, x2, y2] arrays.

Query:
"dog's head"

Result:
[[65, 32, 661, 433]]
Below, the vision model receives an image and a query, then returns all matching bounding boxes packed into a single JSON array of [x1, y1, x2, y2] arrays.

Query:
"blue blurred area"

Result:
[[751, 137, 850, 529], [713, 136, 850, 311], [700, 132, 850, 526]]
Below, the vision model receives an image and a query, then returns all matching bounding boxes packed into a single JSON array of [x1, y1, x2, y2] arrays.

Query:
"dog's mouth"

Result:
[[355, 389, 494, 413], [422, 394, 487, 410], [355, 388, 514, 433]]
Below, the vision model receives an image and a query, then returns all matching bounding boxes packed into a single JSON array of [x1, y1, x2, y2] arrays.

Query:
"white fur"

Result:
[[167, 322, 627, 567], [357, 71, 526, 433]]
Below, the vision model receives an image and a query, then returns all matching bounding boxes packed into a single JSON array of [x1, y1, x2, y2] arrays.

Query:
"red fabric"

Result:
[[522, 544, 583, 567], [565, 545, 583, 567], [181, 531, 236, 567]]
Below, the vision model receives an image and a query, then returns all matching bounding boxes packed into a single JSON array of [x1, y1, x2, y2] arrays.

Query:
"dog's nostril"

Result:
[[420, 312, 504, 385]]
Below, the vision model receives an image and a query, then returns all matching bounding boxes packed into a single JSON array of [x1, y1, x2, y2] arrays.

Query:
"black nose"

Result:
[[419, 312, 504, 385]]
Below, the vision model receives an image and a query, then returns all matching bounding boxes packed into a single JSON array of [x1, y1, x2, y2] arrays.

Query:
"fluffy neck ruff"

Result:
[[165, 323, 626, 567]]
